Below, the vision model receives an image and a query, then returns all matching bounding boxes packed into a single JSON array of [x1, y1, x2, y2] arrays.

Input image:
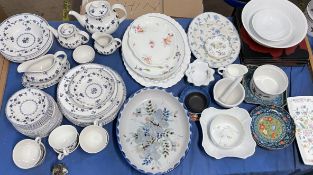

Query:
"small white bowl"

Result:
[[73, 45, 95, 64], [79, 125, 109, 154], [185, 60, 215, 86], [251, 9, 292, 42], [213, 78, 245, 108], [209, 114, 244, 149]]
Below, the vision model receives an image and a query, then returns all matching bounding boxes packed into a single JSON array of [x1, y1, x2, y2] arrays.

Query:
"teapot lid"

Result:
[[86, 1, 110, 19], [58, 23, 77, 38]]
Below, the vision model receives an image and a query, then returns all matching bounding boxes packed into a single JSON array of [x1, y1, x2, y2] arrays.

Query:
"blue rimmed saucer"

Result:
[[242, 65, 287, 106], [250, 105, 295, 150], [179, 86, 210, 115]]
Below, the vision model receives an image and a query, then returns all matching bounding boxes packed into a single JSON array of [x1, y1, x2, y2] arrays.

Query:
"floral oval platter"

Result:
[[117, 88, 191, 174], [187, 12, 240, 68], [250, 105, 295, 150]]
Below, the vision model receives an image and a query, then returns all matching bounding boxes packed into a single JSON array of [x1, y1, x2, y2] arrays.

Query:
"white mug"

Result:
[[218, 64, 248, 80], [251, 64, 288, 100], [13, 137, 46, 169], [79, 120, 109, 154], [48, 125, 79, 160]]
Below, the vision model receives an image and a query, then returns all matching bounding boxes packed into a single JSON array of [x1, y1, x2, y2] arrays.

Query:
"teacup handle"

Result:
[[54, 51, 67, 62], [217, 67, 226, 75], [114, 38, 122, 48], [79, 31, 90, 44], [58, 149, 69, 160], [35, 137, 41, 144], [112, 4, 127, 24]]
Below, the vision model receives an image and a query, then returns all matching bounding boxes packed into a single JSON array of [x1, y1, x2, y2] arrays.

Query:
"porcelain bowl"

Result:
[[73, 45, 95, 64], [79, 125, 109, 154], [185, 60, 215, 86], [209, 114, 244, 149], [213, 78, 245, 108]]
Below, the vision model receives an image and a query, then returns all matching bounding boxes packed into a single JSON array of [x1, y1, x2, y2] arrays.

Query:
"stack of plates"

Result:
[[242, 0, 307, 48], [0, 13, 53, 63], [188, 12, 241, 68], [57, 64, 126, 127], [5, 88, 63, 138], [122, 13, 190, 88]]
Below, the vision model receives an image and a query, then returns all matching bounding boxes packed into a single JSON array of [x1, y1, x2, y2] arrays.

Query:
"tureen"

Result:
[[69, 1, 127, 34]]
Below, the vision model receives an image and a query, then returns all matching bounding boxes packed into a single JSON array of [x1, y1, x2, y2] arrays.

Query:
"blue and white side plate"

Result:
[[242, 65, 287, 106], [250, 105, 295, 150], [187, 12, 240, 68], [117, 88, 191, 174]]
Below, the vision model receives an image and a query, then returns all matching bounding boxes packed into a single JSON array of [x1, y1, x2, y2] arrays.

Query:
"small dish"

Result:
[[250, 105, 295, 150], [209, 114, 244, 149], [180, 86, 210, 114], [251, 9, 292, 42], [200, 107, 256, 159], [185, 60, 215, 86], [242, 65, 287, 106], [73, 45, 95, 64], [213, 78, 245, 108]]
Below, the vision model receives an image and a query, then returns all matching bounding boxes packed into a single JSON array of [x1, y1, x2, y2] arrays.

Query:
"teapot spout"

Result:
[[69, 10, 87, 27], [47, 25, 58, 38]]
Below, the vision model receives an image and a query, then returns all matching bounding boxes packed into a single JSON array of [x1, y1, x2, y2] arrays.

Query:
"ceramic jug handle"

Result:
[[112, 4, 127, 23], [114, 38, 122, 48], [79, 31, 90, 44], [54, 51, 67, 61], [217, 67, 226, 75], [58, 149, 69, 160]]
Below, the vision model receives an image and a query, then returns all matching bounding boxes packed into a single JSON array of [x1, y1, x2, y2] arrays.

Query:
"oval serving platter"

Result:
[[117, 88, 191, 174]]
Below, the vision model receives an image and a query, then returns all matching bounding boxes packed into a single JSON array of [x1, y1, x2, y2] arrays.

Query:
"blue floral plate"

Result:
[[116, 88, 191, 174], [250, 105, 295, 150], [242, 65, 287, 106]]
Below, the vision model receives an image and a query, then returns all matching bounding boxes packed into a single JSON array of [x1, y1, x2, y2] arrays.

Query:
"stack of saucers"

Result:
[[242, 0, 307, 48], [122, 13, 190, 88], [0, 13, 54, 63], [5, 88, 63, 138], [57, 64, 126, 127]]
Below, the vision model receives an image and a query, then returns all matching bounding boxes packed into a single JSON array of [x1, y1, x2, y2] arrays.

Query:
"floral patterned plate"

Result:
[[0, 13, 53, 62], [250, 105, 295, 150], [287, 96, 313, 165], [117, 88, 191, 174], [242, 65, 287, 106], [188, 12, 240, 68], [128, 16, 177, 67]]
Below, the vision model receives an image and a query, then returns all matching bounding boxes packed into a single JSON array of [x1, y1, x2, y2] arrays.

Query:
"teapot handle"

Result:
[[112, 4, 127, 24], [54, 51, 67, 62], [79, 30, 90, 44]]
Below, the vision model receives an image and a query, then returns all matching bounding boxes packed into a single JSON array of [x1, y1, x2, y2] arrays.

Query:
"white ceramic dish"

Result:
[[287, 97, 313, 165], [188, 12, 240, 68], [12, 138, 45, 169], [73, 45, 95, 64], [213, 78, 245, 108], [200, 107, 256, 159], [251, 9, 292, 42], [0, 13, 53, 63], [185, 60, 215, 86], [242, 0, 307, 48], [117, 88, 191, 174], [217, 64, 248, 80]]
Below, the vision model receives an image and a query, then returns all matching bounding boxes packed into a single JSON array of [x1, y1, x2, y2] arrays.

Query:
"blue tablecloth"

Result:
[[1, 19, 313, 175]]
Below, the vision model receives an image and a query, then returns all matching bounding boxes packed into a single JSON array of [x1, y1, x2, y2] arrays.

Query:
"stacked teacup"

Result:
[[5, 88, 63, 138]]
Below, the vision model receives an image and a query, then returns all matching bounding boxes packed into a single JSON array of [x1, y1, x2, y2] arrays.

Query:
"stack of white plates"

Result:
[[122, 13, 190, 88], [0, 13, 53, 63], [242, 0, 307, 48], [57, 64, 126, 127], [5, 88, 63, 138]]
